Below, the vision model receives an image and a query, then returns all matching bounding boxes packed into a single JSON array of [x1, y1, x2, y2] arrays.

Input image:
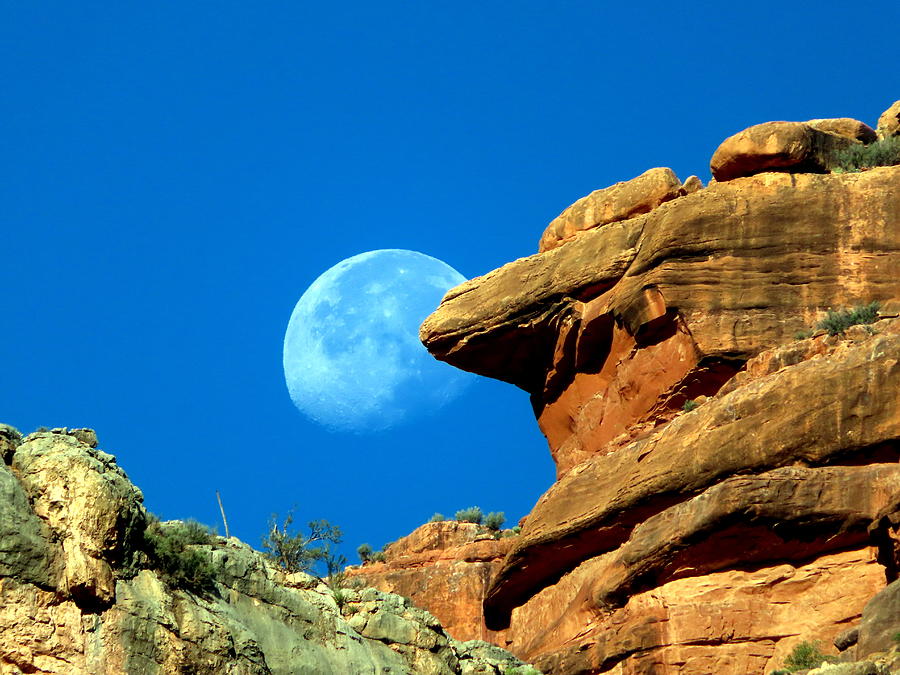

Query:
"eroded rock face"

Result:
[[345, 521, 512, 644], [420, 110, 900, 673], [0, 429, 537, 675], [538, 168, 685, 253], [423, 166, 900, 477]]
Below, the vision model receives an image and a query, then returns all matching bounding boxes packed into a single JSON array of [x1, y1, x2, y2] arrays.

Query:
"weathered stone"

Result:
[[484, 328, 900, 628], [681, 174, 704, 193], [512, 548, 881, 675], [710, 121, 856, 181], [424, 167, 900, 475], [0, 439, 537, 675], [11, 433, 145, 610], [538, 167, 683, 252], [857, 578, 900, 658], [0, 424, 22, 463], [877, 100, 900, 139], [835, 626, 860, 651], [0, 463, 54, 586], [346, 521, 511, 643], [806, 118, 878, 143]]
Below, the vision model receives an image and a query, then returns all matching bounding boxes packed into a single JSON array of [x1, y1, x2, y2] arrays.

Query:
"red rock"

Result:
[[345, 521, 512, 643]]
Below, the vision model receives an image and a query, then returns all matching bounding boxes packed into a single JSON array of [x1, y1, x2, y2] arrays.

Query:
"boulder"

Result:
[[806, 118, 878, 143], [877, 100, 900, 139], [857, 578, 900, 658], [538, 167, 683, 252], [710, 121, 856, 181]]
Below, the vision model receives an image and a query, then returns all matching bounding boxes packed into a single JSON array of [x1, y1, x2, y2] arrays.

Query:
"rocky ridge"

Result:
[[0, 426, 538, 675], [415, 100, 900, 674]]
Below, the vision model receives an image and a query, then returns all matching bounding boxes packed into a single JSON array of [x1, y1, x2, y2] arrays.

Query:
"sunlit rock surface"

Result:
[[0, 429, 537, 675], [420, 102, 900, 674]]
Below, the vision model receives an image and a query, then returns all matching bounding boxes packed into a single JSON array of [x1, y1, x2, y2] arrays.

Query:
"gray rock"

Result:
[[858, 579, 900, 658], [0, 462, 54, 585], [835, 626, 860, 651]]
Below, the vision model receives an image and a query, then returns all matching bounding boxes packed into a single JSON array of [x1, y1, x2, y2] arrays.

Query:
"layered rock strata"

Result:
[[0, 428, 536, 675], [421, 103, 900, 674], [345, 521, 512, 643]]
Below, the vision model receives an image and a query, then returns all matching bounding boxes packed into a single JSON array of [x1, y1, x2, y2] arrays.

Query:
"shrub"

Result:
[[830, 136, 900, 172], [782, 640, 833, 672], [504, 666, 542, 675], [371, 550, 387, 563], [144, 516, 217, 593], [817, 301, 880, 336], [429, 513, 446, 523], [682, 399, 698, 412], [357, 543, 373, 564], [484, 511, 506, 531], [455, 506, 483, 524], [262, 511, 343, 576], [512, 525, 522, 535]]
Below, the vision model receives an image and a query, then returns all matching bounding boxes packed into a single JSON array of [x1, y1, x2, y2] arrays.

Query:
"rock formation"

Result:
[[0, 427, 537, 675], [345, 521, 512, 644], [417, 101, 900, 674]]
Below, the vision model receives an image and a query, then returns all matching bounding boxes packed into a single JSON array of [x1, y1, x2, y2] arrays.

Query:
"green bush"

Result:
[[357, 543, 373, 564], [817, 301, 880, 336], [782, 640, 833, 672], [144, 517, 217, 594], [682, 399, 698, 412], [504, 666, 542, 675], [371, 550, 387, 563], [484, 511, 506, 531], [262, 511, 343, 576], [429, 513, 446, 523], [830, 136, 900, 172], [455, 506, 483, 524]]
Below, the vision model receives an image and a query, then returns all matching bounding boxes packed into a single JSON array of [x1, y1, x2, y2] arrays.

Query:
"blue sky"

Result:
[[3, 3, 898, 566]]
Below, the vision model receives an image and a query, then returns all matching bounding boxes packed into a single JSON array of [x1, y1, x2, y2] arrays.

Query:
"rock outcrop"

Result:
[[0, 428, 537, 675], [420, 101, 900, 674], [345, 521, 512, 643]]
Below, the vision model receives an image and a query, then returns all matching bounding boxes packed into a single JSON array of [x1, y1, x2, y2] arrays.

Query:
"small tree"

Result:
[[357, 543, 373, 564], [455, 506, 483, 524], [429, 513, 446, 523], [484, 511, 505, 531], [262, 511, 343, 575]]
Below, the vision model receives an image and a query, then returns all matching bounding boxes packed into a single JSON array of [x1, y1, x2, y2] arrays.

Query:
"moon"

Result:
[[283, 249, 473, 432]]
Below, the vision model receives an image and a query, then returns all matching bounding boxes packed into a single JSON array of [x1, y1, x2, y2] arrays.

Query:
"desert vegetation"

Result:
[[830, 136, 900, 172], [770, 639, 834, 673], [262, 510, 344, 576], [817, 301, 880, 335], [143, 516, 218, 593]]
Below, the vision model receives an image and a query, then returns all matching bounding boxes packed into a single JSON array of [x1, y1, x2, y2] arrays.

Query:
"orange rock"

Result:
[[709, 121, 855, 181], [345, 521, 512, 643], [805, 117, 878, 143], [538, 168, 683, 253], [877, 100, 900, 138]]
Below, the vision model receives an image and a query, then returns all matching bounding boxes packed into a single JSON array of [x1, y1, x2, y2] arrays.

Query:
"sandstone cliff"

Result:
[[0, 426, 538, 675], [345, 521, 513, 644], [416, 101, 900, 674]]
